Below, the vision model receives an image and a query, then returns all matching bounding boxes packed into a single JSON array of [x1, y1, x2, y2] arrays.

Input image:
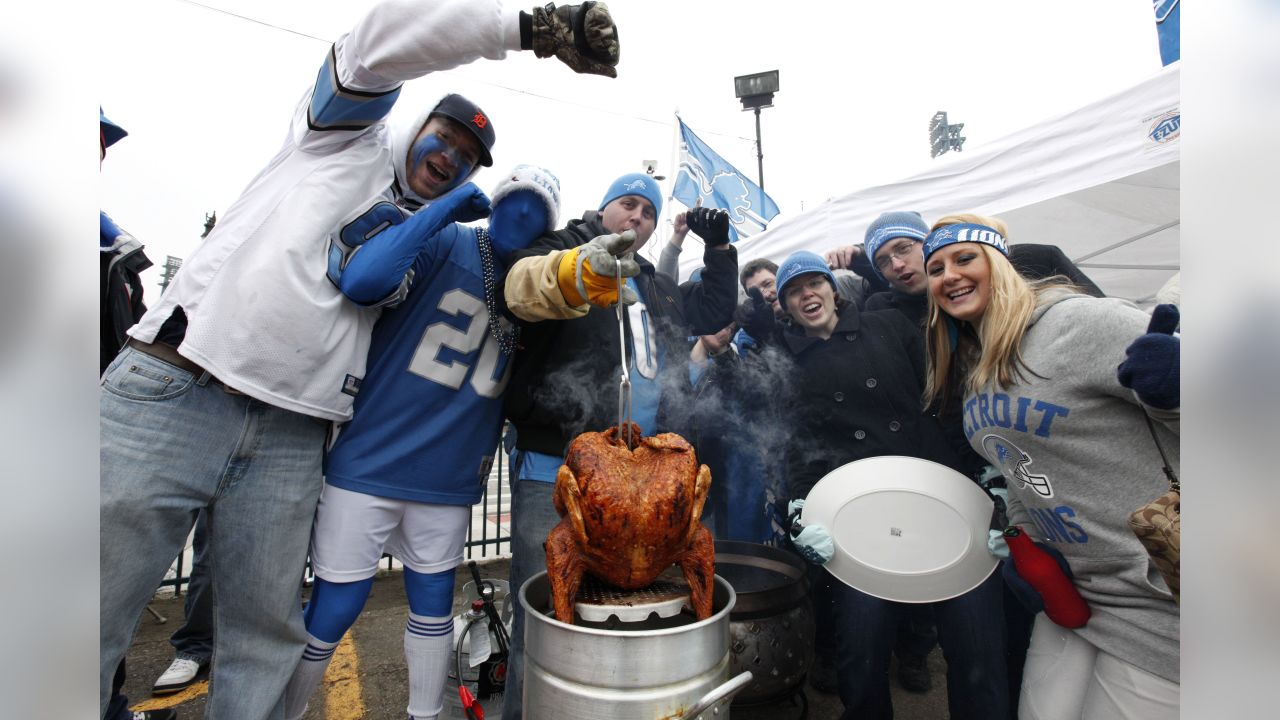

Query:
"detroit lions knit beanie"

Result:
[[598, 172, 663, 218], [775, 250, 837, 311], [490, 164, 561, 233], [864, 211, 929, 280]]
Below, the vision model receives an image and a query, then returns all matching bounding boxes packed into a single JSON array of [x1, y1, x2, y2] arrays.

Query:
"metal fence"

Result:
[[159, 447, 513, 597]]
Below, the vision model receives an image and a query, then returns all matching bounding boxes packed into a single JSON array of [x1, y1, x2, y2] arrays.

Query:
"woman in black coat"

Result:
[[773, 250, 1009, 720]]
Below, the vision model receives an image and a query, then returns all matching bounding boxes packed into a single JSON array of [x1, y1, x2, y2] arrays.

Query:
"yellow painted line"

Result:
[[131, 680, 209, 711], [323, 634, 366, 720], [129, 635, 366, 718]]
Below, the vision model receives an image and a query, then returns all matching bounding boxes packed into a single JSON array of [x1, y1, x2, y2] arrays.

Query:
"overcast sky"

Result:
[[100, 0, 1164, 291]]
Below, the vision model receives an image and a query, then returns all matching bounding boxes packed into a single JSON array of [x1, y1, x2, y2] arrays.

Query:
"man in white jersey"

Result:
[[98, 3, 620, 718]]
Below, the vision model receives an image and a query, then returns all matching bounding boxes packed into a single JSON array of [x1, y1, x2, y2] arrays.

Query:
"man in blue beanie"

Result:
[[830, 210, 1105, 326], [496, 171, 739, 719], [859, 210, 933, 325]]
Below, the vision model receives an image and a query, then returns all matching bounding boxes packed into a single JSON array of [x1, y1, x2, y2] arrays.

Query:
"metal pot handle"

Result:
[[678, 671, 753, 719]]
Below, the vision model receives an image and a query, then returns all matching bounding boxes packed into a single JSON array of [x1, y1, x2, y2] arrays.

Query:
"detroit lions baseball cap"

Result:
[[429, 94, 495, 167]]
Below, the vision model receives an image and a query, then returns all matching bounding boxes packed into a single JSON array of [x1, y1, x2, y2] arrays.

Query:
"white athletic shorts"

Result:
[[310, 482, 471, 582]]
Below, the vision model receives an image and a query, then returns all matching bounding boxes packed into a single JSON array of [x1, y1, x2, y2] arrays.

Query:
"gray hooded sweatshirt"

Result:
[[963, 289, 1179, 683]]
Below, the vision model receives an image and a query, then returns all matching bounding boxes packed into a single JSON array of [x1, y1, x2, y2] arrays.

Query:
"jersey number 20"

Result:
[[408, 288, 512, 398]]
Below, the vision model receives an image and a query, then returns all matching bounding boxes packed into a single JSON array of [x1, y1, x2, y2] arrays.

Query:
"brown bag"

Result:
[[1129, 412, 1180, 604]]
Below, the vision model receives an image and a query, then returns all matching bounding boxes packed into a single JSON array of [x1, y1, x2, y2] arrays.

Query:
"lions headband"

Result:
[[923, 223, 1010, 263]]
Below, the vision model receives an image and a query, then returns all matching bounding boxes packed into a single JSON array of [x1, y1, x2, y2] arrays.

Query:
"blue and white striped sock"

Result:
[[283, 633, 341, 720], [404, 612, 453, 720]]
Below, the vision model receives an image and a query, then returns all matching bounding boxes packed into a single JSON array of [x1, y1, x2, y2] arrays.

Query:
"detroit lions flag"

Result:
[[674, 118, 780, 242], [1153, 0, 1179, 66]]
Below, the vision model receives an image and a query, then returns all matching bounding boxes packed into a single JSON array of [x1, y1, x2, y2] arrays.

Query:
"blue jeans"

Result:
[[169, 509, 214, 664], [833, 571, 1009, 720], [100, 347, 326, 720], [895, 602, 938, 661], [501, 471, 561, 720]]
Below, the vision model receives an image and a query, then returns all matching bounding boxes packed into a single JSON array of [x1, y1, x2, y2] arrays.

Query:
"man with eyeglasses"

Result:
[[830, 211, 1106, 328], [860, 211, 934, 325]]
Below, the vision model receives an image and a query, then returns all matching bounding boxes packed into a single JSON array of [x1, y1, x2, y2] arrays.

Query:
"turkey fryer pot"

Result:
[[520, 571, 752, 719]]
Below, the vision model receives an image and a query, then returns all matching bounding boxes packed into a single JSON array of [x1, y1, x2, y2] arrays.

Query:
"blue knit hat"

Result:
[[598, 172, 663, 218], [776, 250, 837, 310], [863, 211, 928, 280], [490, 164, 561, 233]]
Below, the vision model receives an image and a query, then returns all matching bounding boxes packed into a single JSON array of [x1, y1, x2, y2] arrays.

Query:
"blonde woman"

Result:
[[921, 213, 1180, 719]]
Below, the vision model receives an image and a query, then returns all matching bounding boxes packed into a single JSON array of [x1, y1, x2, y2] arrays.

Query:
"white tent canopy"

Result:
[[697, 63, 1180, 304]]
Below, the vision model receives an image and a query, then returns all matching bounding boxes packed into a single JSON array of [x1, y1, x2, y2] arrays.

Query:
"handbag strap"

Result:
[[1140, 411, 1180, 492]]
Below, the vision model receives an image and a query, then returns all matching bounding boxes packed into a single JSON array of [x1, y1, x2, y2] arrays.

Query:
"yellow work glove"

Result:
[[557, 230, 640, 307]]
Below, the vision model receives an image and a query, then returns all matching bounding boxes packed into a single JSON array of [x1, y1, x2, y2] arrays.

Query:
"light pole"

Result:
[[734, 70, 779, 192], [929, 111, 966, 158]]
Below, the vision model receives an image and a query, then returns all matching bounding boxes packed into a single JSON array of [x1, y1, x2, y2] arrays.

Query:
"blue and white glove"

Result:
[[988, 529, 1011, 559], [788, 499, 835, 565]]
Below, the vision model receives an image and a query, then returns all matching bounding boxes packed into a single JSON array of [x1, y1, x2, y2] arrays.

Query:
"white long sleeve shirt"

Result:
[[130, 0, 521, 421]]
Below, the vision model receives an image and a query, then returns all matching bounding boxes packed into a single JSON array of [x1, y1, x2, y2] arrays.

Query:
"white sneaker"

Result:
[[152, 657, 205, 695]]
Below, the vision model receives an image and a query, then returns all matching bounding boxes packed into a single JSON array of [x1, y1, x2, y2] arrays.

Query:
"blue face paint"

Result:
[[489, 190, 549, 258], [409, 132, 476, 196]]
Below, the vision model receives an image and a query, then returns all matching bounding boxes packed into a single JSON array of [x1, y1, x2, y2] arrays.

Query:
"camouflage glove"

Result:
[[687, 206, 731, 247], [526, 2, 620, 78], [556, 230, 640, 307]]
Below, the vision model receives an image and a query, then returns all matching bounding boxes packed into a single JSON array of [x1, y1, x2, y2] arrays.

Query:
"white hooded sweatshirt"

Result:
[[130, 0, 520, 421]]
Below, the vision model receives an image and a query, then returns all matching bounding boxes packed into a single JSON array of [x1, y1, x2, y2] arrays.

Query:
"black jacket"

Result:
[[502, 212, 738, 457], [780, 305, 966, 500], [1009, 243, 1105, 297], [864, 289, 928, 327], [101, 243, 153, 373]]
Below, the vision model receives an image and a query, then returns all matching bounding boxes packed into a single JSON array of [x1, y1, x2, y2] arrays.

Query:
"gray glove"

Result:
[[527, 2, 621, 78], [572, 230, 640, 306]]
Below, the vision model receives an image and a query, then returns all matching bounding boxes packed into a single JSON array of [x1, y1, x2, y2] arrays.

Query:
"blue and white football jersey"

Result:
[[325, 224, 515, 505]]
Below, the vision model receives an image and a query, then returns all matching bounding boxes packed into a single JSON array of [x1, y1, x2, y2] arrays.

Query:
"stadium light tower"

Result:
[[929, 111, 966, 158], [734, 70, 779, 192]]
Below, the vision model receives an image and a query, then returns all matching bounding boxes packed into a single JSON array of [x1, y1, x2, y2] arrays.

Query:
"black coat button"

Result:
[[833, 392, 845, 402], [866, 378, 878, 388], [854, 430, 866, 440], [889, 420, 902, 432]]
